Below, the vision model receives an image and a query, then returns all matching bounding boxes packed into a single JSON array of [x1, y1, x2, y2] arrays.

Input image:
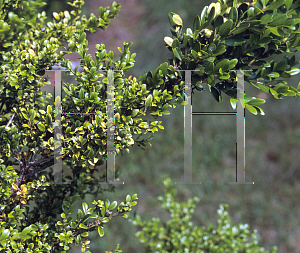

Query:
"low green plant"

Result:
[[131, 177, 278, 253]]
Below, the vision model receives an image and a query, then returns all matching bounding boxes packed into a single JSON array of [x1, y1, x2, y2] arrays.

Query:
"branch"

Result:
[[5, 113, 15, 128]]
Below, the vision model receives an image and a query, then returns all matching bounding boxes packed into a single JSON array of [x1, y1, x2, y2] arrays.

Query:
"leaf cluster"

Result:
[[164, 0, 300, 115]]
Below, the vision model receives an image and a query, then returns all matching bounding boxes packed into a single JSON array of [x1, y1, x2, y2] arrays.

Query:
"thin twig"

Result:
[[5, 113, 15, 128]]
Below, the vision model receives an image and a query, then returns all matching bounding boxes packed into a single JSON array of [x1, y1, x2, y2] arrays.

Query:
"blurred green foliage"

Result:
[[131, 177, 278, 252]]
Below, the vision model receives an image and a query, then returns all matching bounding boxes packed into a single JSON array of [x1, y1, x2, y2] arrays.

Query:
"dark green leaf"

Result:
[[172, 38, 180, 48], [213, 45, 226, 56], [205, 62, 215, 74], [224, 37, 246, 46], [232, 23, 250, 34], [229, 7, 238, 25], [193, 15, 201, 31], [219, 20, 233, 37], [207, 6, 215, 24], [210, 86, 221, 102], [173, 48, 182, 61]]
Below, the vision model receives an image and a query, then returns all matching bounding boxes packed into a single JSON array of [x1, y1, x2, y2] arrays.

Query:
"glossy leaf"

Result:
[[219, 20, 233, 37], [224, 37, 246, 46], [266, 0, 284, 10]]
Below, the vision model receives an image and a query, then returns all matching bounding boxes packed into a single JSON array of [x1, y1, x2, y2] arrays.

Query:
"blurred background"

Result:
[[40, 0, 300, 252]]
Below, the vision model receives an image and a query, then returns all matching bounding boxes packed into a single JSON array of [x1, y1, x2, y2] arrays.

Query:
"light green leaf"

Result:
[[98, 227, 104, 237], [53, 12, 60, 20], [285, 0, 293, 10], [37, 122, 45, 132], [145, 95, 152, 109], [230, 98, 237, 110], [173, 14, 182, 26], [164, 37, 173, 47], [266, 0, 284, 10], [82, 202, 88, 214], [286, 68, 300, 75], [109, 201, 117, 211], [267, 26, 280, 36], [267, 72, 280, 78], [245, 104, 258, 115]]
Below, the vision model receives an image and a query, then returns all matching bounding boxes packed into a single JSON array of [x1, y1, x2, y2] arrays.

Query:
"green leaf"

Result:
[[229, 7, 238, 25], [247, 98, 266, 106], [219, 20, 233, 37], [173, 48, 182, 61], [164, 37, 173, 47], [269, 14, 288, 26], [205, 62, 215, 74], [0, 229, 9, 241], [274, 84, 288, 93], [79, 88, 85, 99], [37, 122, 45, 132], [126, 195, 131, 202], [286, 68, 300, 75], [145, 95, 152, 109], [228, 59, 238, 69], [79, 223, 88, 229], [67, 60, 72, 70], [77, 209, 83, 220], [168, 12, 182, 27], [266, 0, 284, 10], [224, 37, 246, 46], [109, 201, 117, 211], [232, 23, 250, 35], [251, 82, 270, 93], [172, 38, 180, 48], [172, 14, 182, 26], [82, 202, 88, 214], [267, 72, 280, 78], [98, 227, 104, 237], [230, 98, 237, 110], [78, 32, 86, 43], [285, 0, 293, 10], [245, 104, 258, 115], [216, 59, 229, 72], [207, 6, 215, 24], [200, 6, 208, 25], [213, 45, 226, 56], [98, 6, 104, 17], [261, 14, 273, 24], [193, 15, 201, 31], [267, 26, 281, 36], [53, 12, 60, 20], [210, 86, 221, 102]]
